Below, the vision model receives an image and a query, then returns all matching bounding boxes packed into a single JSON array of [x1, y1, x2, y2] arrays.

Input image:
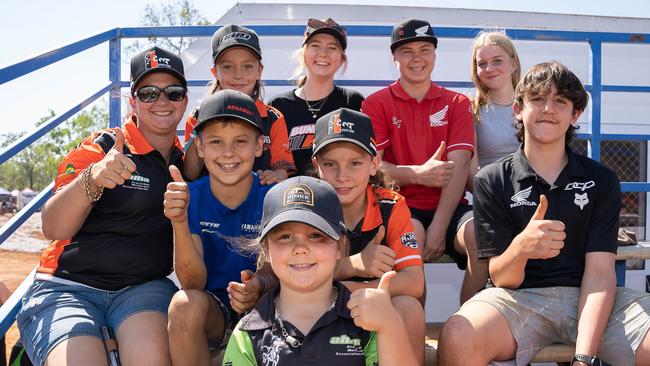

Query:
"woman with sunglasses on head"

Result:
[[268, 18, 365, 176], [183, 24, 296, 184], [17, 46, 188, 366]]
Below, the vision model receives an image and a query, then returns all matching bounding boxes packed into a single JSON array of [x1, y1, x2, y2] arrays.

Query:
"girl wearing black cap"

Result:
[[268, 18, 365, 176], [183, 24, 296, 184], [17, 46, 188, 366], [222, 176, 418, 365]]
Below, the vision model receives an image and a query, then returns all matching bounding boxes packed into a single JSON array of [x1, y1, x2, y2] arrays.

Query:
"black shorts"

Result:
[[205, 290, 240, 348], [409, 204, 473, 270]]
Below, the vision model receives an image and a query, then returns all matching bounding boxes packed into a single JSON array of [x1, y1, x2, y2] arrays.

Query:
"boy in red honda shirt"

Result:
[[362, 19, 486, 302]]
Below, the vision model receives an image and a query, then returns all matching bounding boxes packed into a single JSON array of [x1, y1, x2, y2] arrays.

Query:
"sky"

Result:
[[1, 0, 649, 135]]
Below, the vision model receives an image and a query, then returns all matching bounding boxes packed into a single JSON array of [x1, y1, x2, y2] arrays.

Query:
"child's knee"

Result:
[[391, 295, 424, 325], [168, 289, 210, 326]]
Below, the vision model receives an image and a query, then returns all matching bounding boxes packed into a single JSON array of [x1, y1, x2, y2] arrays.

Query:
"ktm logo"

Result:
[[331, 114, 342, 134], [148, 51, 158, 67]]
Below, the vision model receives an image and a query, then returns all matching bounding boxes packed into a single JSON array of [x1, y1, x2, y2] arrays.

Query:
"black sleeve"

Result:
[[585, 170, 621, 254], [473, 173, 516, 259]]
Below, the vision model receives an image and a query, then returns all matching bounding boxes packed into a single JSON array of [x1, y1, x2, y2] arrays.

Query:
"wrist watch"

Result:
[[572, 354, 602, 366]]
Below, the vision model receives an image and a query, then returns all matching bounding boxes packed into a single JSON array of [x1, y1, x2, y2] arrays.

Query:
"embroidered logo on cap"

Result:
[[328, 114, 355, 135], [415, 25, 430, 36], [226, 104, 254, 116], [144, 50, 171, 70], [220, 32, 252, 43], [283, 184, 315, 207]]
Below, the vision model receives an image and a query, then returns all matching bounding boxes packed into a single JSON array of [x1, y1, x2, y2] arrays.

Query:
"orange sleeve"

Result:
[[54, 132, 108, 192], [183, 108, 199, 149], [386, 195, 423, 270], [268, 111, 296, 174]]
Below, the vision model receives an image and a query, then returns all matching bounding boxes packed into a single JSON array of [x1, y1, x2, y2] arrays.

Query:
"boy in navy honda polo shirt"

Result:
[[163, 89, 274, 365], [439, 62, 650, 366]]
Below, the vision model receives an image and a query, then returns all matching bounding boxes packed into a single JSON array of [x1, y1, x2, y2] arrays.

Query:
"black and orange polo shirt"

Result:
[[37, 117, 184, 290], [347, 185, 422, 274]]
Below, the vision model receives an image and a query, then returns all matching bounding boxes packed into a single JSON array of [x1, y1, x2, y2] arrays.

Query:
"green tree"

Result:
[[127, 0, 210, 56], [0, 106, 107, 191]]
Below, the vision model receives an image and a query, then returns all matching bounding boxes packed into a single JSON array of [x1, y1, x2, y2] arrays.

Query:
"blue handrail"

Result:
[[0, 23, 649, 342]]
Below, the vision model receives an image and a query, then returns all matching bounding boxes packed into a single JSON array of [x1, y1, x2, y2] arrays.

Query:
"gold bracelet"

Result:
[[78, 163, 104, 204]]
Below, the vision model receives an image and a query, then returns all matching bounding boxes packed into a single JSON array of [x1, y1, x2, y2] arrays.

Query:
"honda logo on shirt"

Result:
[[429, 105, 449, 127]]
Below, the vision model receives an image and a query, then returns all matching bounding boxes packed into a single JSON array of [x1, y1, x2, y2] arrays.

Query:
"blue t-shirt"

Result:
[[187, 174, 272, 302]]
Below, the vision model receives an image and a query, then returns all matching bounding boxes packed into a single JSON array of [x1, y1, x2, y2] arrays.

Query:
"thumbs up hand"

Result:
[[163, 165, 189, 223], [350, 226, 396, 278], [90, 128, 137, 189], [227, 270, 264, 314], [347, 271, 398, 332], [414, 141, 455, 187], [515, 195, 566, 259]]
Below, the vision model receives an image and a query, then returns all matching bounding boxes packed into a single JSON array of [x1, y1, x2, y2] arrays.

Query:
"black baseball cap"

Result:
[[390, 19, 438, 52], [212, 24, 262, 62], [260, 176, 346, 240], [130, 46, 187, 91], [195, 89, 262, 133], [303, 18, 347, 51], [313, 108, 377, 157]]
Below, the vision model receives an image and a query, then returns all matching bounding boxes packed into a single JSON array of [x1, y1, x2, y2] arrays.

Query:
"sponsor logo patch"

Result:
[[510, 186, 537, 208], [400, 232, 418, 248], [574, 193, 589, 210], [564, 180, 595, 191], [283, 184, 314, 207], [429, 105, 449, 127]]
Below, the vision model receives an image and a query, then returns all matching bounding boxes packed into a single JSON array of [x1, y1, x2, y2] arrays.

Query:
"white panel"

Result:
[[424, 263, 464, 323], [601, 92, 650, 135], [602, 43, 650, 86]]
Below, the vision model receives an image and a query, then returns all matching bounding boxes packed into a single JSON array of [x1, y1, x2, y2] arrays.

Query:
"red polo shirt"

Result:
[[362, 81, 474, 210]]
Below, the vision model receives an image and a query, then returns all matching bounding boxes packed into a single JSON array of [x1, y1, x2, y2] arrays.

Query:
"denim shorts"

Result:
[[466, 286, 650, 365], [17, 278, 177, 366]]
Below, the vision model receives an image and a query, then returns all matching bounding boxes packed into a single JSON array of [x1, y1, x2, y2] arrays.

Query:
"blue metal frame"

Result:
[[1, 23, 649, 340]]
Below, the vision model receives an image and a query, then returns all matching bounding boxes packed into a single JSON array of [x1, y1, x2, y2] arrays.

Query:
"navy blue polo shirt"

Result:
[[473, 145, 621, 289], [222, 281, 378, 365]]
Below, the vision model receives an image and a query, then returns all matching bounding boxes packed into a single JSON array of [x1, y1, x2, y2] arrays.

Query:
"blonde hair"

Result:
[[208, 48, 265, 99], [470, 30, 521, 123], [290, 38, 348, 87]]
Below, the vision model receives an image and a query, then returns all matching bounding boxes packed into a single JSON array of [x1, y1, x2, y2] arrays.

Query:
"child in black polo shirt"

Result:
[[438, 61, 650, 365], [222, 176, 417, 365]]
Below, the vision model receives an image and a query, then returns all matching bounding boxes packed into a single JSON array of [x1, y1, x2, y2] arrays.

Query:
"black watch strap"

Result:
[[572, 354, 601, 366]]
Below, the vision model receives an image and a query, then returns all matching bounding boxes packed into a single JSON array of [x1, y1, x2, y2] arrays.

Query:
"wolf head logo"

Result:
[[574, 193, 589, 210]]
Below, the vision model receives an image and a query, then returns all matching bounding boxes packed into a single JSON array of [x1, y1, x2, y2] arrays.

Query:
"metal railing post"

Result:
[[109, 32, 121, 128], [589, 36, 603, 161]]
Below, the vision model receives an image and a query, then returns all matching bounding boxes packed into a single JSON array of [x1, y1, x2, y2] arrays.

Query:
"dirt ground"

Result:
[[1, 249, 41, 364]]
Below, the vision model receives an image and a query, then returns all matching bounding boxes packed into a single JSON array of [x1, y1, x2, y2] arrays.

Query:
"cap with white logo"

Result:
[[211, 24, 262, 62], [390, 19, 438, 52], [312, 108, 377, 157], [130, 46, 186, 91]]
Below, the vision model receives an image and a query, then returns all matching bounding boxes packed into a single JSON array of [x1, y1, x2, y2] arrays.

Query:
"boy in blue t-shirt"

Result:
[[163, 89, 273, 365]]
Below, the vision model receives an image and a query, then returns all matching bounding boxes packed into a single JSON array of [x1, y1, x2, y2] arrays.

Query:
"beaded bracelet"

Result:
[[78, 163, 104, 204]]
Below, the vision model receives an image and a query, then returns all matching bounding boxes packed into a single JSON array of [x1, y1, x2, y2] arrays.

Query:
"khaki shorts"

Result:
[[465, 286, 650, 365]]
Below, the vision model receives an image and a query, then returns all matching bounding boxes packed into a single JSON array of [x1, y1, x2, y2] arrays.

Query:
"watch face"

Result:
[[573, 354, 600, 366]]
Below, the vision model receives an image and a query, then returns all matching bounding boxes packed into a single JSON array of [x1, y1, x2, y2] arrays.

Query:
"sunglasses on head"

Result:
[[134, 85, 187, 103], [306, 18, 346, 35]]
